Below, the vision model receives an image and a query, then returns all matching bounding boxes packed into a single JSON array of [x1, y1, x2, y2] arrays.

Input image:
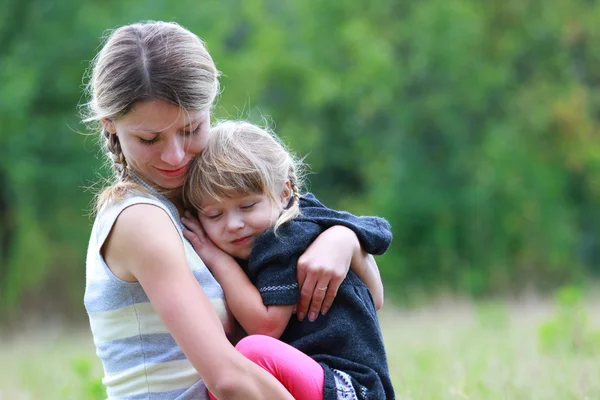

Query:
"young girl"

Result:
[[181, 121, 396, 400]]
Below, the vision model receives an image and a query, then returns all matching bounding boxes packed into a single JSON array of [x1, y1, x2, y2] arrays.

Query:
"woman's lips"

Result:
[[231, 236, 252, 246], [156, 164, 189, 177]]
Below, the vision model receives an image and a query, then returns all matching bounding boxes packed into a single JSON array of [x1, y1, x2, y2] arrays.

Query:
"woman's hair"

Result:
[[183, 121, 305, 233], [81, 21, 220, 211]]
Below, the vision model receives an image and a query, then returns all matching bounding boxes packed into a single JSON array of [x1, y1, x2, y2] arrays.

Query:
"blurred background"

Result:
[[1, 0, 600, 398]]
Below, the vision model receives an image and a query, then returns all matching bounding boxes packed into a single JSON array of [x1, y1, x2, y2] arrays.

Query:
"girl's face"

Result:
[[104, 99, 211, 190], [198, 191, 287, 260]]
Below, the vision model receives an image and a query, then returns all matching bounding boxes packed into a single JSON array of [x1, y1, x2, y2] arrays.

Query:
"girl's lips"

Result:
[[156, 164, 189, 177], [231, 236, 252, 246]]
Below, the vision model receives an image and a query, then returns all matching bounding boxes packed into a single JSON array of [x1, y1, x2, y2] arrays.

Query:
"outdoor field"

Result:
[[1, 292, 598, 399]]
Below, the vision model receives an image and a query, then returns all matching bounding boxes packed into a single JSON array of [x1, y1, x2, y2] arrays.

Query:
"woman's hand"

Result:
[[181, 210, 233, 269], [295, 225, 360, 322]]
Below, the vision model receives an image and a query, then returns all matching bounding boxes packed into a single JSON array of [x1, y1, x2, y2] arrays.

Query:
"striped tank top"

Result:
[[84, 178, 235, 399]]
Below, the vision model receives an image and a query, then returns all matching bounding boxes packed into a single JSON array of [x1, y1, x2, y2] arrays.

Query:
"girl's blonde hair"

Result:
[[81, 21, 220, 211], [183, 121, 305, 232]]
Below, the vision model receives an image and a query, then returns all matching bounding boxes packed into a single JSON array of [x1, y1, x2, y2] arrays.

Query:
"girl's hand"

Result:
[[295, 225, 359, 322], [181, 210, 233, 268]]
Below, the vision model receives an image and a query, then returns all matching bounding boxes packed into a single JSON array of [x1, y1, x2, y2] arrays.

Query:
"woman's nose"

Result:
[[161, 137, 185, 166]]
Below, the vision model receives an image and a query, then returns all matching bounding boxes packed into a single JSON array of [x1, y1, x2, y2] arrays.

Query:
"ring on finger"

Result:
[[316, 286, 328, 291]]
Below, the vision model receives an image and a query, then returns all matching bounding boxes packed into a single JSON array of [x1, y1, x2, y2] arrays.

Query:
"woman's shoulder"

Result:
[[97, 190, 175, 224], [111, 203, 181, 248], [101, 201, 184, 280], [93, 192, 183, 253]]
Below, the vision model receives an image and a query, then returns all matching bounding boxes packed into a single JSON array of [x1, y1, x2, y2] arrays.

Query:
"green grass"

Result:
[[1, 296, 599, 399], [380, 295, 600, 399], [0, 323, 102, 399]]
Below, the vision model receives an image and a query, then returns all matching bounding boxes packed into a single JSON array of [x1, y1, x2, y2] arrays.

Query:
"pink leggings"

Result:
[[208, 334, 324, 400]]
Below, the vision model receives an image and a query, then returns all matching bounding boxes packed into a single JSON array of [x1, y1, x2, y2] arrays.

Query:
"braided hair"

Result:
[[102, 127, 129, 180], [81, 21, 220, 211]]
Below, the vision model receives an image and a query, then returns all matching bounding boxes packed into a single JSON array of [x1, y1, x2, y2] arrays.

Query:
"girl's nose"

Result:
[[226, 213, 245, 232]]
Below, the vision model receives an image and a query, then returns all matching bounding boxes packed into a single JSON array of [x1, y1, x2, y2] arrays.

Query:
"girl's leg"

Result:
[[208, 334, 324, 400]]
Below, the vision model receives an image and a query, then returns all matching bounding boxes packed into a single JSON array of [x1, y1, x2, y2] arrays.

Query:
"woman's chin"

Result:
[[151, 174, 185, 190]]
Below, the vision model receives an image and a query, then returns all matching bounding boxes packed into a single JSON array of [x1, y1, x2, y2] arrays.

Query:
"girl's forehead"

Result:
[[200, 192, 265, 208]]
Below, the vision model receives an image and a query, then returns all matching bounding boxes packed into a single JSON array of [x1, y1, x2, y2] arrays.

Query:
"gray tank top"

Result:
[[84, 178, 235, 399]]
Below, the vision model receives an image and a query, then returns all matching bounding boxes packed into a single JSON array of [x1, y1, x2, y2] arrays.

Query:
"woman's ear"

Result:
[[102, 118, 117, 134]]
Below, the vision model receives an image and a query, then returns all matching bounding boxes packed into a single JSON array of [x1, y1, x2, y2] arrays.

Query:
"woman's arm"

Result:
[[295, 225, 384, 321], [103, 204, 293, 400]]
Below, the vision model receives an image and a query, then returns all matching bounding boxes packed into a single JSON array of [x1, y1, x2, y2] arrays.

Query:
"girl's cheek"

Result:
[[205, 223, 221, 239]]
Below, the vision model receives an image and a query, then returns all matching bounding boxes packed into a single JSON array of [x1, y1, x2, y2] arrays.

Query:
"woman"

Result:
[[82, 21, 383, 399]]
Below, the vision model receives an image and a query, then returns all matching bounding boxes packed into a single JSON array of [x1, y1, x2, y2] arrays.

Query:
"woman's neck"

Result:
[[169, 195, 185, 216], [128, 169, 186, 215]]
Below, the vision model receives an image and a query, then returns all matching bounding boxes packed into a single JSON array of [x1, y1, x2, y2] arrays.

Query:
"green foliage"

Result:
[[69, 357, 105, 400], [1, 0, 600, 313], [538, 285, 600, 354]]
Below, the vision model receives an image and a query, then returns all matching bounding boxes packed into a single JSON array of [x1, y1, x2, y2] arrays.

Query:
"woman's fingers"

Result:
[[319, 273, 343, 316], [305, 276, 331, 322], [296, 260, 344, 321], [296, 262, 317, 321], [295, 226, 356, 321]]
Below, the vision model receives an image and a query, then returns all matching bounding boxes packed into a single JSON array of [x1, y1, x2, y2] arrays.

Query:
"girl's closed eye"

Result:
[[205, 212, 222, 220], [240, 202, 256, 210]]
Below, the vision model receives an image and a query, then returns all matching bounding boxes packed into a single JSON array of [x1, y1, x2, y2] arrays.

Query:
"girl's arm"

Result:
[[181, 212, 293, 339], [295, 225, 385, 321], [351, 250, 384, 309], [104, 204, 293, 400]]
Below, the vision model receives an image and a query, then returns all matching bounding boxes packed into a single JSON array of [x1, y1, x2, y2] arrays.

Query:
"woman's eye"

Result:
[[240, 203, 256, 210], [206, 213, 222, 220], [139, 137, 159, 145], [184, 125, 202, 136]]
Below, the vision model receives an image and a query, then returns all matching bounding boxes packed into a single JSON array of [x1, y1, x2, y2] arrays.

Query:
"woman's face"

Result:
[[105, 99, 211, 190]]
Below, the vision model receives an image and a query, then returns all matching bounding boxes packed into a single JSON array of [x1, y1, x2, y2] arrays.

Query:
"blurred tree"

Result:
[[1, 0, 600, 317]]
